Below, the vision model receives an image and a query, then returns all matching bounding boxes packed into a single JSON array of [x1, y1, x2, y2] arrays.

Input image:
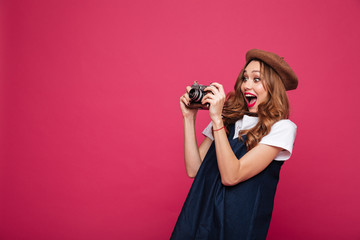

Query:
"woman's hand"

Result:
[[180, 86, 198, 119], [202, 83, 226, 125]]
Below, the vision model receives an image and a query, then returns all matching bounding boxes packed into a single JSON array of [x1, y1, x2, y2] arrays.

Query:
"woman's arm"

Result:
[[212, 126, 281, 186], [183, 117, 212, 178], [180, 87, 213, 178], [202, 83, 282, 186]]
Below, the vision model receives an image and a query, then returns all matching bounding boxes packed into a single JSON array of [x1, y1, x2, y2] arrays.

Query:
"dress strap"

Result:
[[227, 124, 237, 140]]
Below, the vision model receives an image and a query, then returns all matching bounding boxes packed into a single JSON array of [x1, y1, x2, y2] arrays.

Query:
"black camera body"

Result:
[[188, 81, 210, 110]]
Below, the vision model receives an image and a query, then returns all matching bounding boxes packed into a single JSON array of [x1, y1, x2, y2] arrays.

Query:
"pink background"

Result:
[[1, 0, 360, 239]]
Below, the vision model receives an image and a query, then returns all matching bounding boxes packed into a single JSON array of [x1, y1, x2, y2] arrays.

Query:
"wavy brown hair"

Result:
[[222, 59, 289, 150]]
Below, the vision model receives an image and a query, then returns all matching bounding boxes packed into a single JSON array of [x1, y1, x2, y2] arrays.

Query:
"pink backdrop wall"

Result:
[[1, 0, 360, 239]]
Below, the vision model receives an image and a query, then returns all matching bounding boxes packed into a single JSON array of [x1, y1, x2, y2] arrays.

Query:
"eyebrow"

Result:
[[244, 70, 260, 73]]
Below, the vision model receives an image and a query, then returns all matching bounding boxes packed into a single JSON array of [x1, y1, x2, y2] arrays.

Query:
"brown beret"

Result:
[[245, 49, 298, 90]]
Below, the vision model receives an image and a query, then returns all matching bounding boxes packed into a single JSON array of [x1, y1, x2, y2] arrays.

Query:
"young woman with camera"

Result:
[[171, 49, 298, 240]]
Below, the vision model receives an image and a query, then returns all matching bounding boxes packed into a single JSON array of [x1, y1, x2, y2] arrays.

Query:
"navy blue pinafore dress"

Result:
[[171, 124, 283, 240]]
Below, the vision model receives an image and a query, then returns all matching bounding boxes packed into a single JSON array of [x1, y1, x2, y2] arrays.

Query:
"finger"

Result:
[[183, 93, 191, 102], [210, 82, 221, 88], [209, 84, 223, 95], [180, 94, 190, 106], [202, 95, 216, 105], [202, 93, 215, 102], [204, 85, 219, 95], [203, 92, 224, 104], [206, 91, 224, 103], [202, 98, 215, 108], [209, 82, 225, 94], [201, 93, 212, 103], [204, 86, 219, 95]]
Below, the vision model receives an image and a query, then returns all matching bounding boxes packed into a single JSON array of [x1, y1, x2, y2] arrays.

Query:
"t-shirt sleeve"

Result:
[[259, 120, 297, 161], [202, 122, 214, 141]]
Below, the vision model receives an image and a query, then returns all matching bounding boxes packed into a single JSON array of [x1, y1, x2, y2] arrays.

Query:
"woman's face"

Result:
[[240, 60, 269, 113]]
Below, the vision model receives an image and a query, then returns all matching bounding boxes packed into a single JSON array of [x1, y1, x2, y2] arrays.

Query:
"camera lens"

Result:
[[189, 89, 204, 102]]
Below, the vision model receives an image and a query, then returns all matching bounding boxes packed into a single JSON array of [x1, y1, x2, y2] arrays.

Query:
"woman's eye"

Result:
[[254, 78, 261, 82], [242, 77, 248, 82]]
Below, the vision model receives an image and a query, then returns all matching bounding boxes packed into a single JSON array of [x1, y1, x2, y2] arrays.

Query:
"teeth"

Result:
[[245, 94, 256, 97]]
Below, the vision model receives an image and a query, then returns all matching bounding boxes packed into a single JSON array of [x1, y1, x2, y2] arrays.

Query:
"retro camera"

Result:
[[187, 81, 210, 109]]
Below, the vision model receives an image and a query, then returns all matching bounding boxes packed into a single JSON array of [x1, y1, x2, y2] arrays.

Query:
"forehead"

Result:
[[244, 60, 260, 73]]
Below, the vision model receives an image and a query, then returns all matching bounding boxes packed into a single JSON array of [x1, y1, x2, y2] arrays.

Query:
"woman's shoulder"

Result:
[[272, 119, 297, 130], [264, 119, 297, 140], [261, 119, 297, 161]]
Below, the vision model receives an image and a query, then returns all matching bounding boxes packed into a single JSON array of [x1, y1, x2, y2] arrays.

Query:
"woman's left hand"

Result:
[[202, 82, 226, 124]]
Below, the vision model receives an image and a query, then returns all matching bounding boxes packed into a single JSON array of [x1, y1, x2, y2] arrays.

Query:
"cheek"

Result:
[[254, 85, 265, 93], [255, 85, 268, 99]]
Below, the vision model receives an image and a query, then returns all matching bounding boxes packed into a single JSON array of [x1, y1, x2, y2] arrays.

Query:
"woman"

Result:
[[171, 49, 298, 240]]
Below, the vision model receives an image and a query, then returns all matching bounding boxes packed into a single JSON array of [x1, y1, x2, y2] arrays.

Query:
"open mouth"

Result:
[[244, 93, 257, 108]]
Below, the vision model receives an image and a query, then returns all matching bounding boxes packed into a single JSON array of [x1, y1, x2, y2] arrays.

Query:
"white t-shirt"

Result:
[[202, 115, 297, 161]]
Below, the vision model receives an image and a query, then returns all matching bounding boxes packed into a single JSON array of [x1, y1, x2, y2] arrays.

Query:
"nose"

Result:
[[242, 80, 253, 90]]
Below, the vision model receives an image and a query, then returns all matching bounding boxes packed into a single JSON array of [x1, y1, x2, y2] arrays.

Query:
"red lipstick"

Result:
[[244, 92, 257, 108]]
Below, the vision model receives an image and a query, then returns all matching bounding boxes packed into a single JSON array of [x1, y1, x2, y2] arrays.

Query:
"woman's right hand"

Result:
[[180, 86, 198, 119]]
